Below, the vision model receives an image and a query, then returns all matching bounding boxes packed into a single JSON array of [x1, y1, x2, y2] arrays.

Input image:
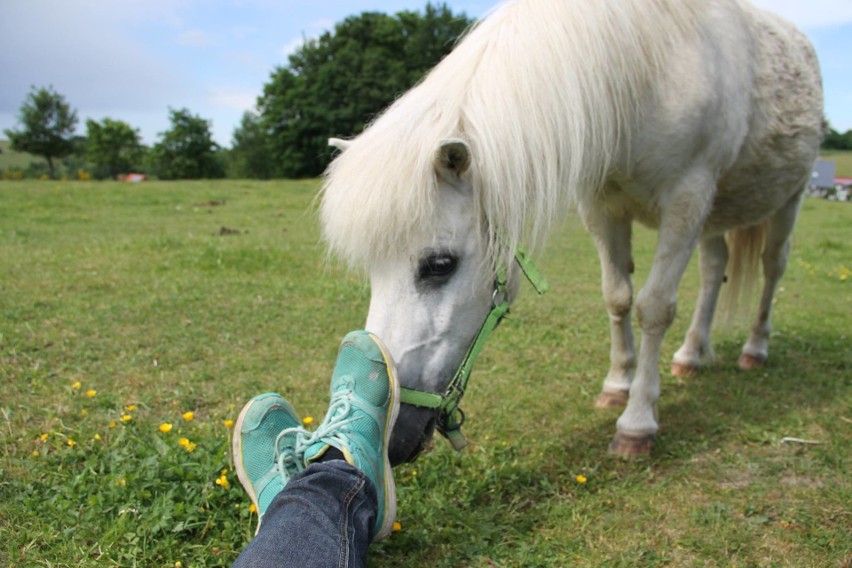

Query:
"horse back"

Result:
[[708, 5, 823, 232], [603, 1, 822, 234]]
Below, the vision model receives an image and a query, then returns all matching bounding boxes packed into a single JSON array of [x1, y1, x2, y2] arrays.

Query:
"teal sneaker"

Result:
[[303, 331, 400, 541], [233, 392, 308, 530]]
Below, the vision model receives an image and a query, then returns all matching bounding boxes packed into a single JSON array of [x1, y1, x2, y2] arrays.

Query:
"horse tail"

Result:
[[718, 223, 767, 326]]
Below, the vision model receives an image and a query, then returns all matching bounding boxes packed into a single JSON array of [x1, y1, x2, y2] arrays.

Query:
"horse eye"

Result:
[[417, 253, 459, 281]]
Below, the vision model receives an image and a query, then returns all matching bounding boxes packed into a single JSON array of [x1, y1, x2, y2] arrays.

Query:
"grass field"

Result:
[[1, 180, 849, 567]]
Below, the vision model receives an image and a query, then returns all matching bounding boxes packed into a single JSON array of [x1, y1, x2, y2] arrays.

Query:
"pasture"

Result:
[[0, 180, 848, 567]]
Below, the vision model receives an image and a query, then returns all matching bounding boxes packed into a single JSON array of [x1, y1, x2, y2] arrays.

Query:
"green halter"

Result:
[[399, 247, 549, 450]]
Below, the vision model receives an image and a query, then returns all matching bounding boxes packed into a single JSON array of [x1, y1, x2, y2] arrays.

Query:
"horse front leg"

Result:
[[580, 205, 635, 409], [739, 193, 802, 369], [611, 178, 712, 457], [671, 235, 729, 377]]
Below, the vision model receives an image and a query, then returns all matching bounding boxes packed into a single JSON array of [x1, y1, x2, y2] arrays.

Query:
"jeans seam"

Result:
[[337, 469, 366, 568]]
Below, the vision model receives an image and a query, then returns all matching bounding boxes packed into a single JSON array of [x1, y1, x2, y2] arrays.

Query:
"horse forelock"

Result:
[[319, 0, 704, 271]]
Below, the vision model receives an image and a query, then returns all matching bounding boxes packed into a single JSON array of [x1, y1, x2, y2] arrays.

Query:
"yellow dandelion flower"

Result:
[[302, 416, 314, 426], [116, 477, 126, 487], [72, 381, 82, 390], [85, 389, 97, 398], [108, 420, 117, 429], [175, 562, 183, 568], [249, 503, 257, 513], [67, 438, 76, 447], [221, 468, 228, 476], [392, 521, 402, 532], [223, 419, 234, 428], [39, 433, 49, 442], [80, 409, 88, 416], [31, 450, 39, 457], [93, 433, 102, 441], [576, 475, 587, 484], [178, 437, 197, 452], [182, 411, 194, 422], [120, 414, 132, 423], [159, 423, 173, 433], [215, 474, 230, 489], [124, 404, 137, 412]]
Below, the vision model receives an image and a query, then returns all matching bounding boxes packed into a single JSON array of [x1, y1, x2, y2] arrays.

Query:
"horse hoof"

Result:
[[608, 433, 654, 457], [595, 390, 628, 409], [738, 353, 765, 370], [671, 362, 699, 378]]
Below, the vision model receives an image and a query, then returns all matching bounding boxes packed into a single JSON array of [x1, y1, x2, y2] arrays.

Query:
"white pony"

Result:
[[320, 0, 823, 462]]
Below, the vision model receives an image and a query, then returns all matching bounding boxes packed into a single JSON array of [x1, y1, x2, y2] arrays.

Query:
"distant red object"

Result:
[[836, 177, 852, 186], [119, 173, 147, 183]]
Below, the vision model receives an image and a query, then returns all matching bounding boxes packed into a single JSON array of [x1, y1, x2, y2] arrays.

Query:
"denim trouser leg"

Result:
[[231, 461, 377, 568]]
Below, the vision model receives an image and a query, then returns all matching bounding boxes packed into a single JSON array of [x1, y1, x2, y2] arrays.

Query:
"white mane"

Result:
[[320, 0, 702, 270]]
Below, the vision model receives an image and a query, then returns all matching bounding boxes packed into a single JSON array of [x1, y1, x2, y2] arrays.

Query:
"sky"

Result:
[[1, 0, 850, 148]]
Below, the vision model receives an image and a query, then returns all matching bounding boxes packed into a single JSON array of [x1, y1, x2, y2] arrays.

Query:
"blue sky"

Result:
[[1, 0, 850, 147]]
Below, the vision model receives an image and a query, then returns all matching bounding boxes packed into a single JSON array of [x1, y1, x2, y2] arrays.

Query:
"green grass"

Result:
[[1, 180, 849, 567], [820, 150, 852, 177]]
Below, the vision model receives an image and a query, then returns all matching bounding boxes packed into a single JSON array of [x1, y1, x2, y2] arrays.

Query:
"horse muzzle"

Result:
[[389, 403, 436, 465]]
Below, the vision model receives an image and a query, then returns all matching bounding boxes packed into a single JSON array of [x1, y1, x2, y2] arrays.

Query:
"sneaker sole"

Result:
[[368, 332, 401, 541]]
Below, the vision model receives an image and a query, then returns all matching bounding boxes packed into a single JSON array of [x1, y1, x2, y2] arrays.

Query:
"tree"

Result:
[[150, 108, 225, 179], [85, 118, 144, 179], [228, 111, 275, 179], [258, 3, 473, 178], [4, 86, 78, 178]]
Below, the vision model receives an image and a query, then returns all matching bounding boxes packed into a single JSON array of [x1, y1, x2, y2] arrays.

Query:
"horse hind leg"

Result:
[[672, 235, 729, 377], [738, 193, 803, 369]]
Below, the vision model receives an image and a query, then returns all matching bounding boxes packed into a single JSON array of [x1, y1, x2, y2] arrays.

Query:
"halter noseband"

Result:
[[398, 247, 549, 451]]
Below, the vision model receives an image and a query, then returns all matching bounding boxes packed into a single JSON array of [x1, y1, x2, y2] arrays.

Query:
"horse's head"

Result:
[[322, 135, 536, 464], [366, 140, 508, 464]]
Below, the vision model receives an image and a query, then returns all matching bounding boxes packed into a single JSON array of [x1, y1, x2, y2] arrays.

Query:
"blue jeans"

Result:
[[231, 461, 377, 568]]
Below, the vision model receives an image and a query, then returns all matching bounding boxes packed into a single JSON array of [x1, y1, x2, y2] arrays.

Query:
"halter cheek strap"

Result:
[[399, 247, 549, 450]]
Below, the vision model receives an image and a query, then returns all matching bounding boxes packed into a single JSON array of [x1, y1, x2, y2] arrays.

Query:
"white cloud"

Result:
[[177, 29, 215, 47], [310, 18, 334, 31], [750, 0, 852, 29], [209, 90, 257, 112], [0, 1, 181, 115], [231, 25, 259, 40], [280, 36, 308, 58], [279, 18, 333, 59]]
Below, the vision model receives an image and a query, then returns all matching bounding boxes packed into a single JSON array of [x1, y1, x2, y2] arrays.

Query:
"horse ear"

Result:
[[328, 138, 352, 152], [435, 139, 471, 178]]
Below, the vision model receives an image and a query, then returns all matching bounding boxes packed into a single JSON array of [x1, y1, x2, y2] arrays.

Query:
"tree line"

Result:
[[2, 4, 471, 180], [3, 87, 225, 180], [3, 3, 849, 180]]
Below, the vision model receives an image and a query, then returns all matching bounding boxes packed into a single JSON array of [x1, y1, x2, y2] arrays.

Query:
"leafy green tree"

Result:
[[823, 127, 852, 150], [85, 118, 144, 179], [150, 108, 225, 179], [258, 3, 473, 178], [4, 86, 78, 178], [228, 111, 275, 179]]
